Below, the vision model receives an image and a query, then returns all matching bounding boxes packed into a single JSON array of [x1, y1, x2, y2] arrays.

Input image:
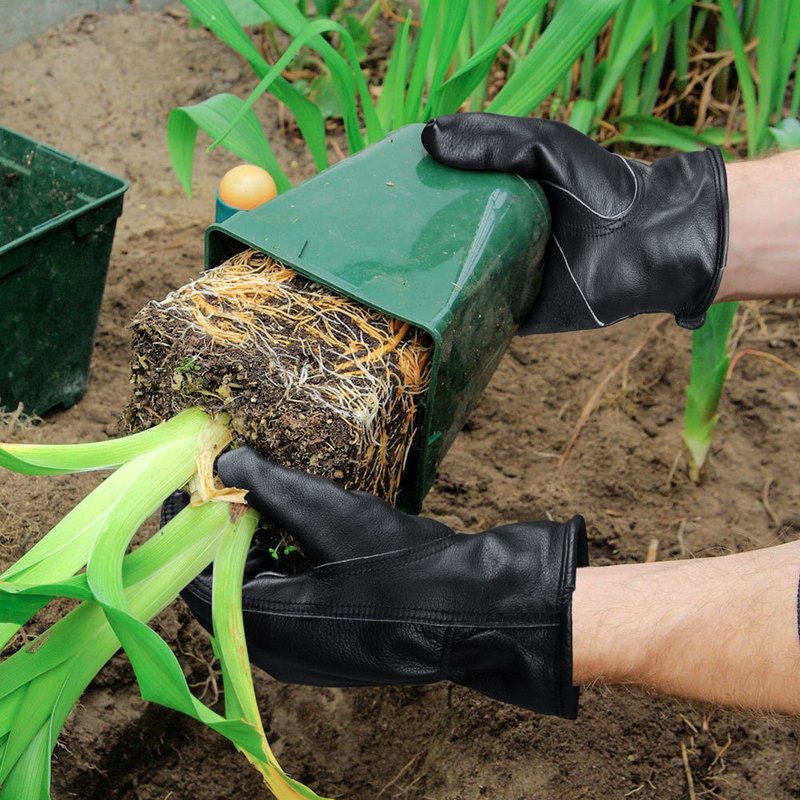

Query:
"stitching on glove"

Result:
[[550, 234, 605, 327], [312, 535, 459, 578], [242, 590, 564, 625], [540, 154, 638, 220], [557, 522, 572, 605], [240, 604, 564, 629], [438, 626, 455, 680]]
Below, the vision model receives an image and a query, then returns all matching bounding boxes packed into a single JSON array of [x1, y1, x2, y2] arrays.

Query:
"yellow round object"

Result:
[[218, 164, 277, 210]]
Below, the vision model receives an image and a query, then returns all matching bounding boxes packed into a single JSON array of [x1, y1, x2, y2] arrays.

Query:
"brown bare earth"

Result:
[[1, 6, 800, 799]]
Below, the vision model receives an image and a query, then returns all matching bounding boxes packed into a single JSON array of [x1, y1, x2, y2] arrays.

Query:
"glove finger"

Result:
[[217, 447, 450, 564], [422, 112, 634, 218]]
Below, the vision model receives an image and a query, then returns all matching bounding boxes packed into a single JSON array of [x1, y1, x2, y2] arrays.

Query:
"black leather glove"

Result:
[[421, 112, 729, 334], [173, 447, 589, 719]]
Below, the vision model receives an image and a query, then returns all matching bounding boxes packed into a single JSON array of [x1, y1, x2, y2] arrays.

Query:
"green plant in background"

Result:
[[168, 0, 800, 484], [169, 0, 759, 190], [683, 302, 738, 483], [0, 409, 329, 800], [168, 0, 661, 191]]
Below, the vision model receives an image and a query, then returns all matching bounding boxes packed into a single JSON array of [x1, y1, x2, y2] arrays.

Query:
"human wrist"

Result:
[[572, 560, 682, 686], [716, 151, 800, 302]]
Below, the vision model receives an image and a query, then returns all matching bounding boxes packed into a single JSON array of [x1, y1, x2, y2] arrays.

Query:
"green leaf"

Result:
[[86, 416, 231, 613], [307, 74, 343, 119], [182, 0, 329, 171], [0, 504, 228, 704], [593, 0, 656, 119], [717, 0, 759, 157], [0, 407, 209, 476], [0, 502, 231, 782], [0, 662, 71, 784], [404, 0, 446, 124], [343, 12, 371, 60], [431, 0, 548, 117], [0, 408, 328, 798], [638, 19, 671, 115], [0, 412, 226, 648], [755, 0, 783, 151], [0, 717, 51, 800], [569, 98, 596, 133], [770, 118, 800, 151], [778, 2, 800, 118], [649, 0, 668, 51], [204, 512, 334, 797], [225, 0, 272, 27], [388, 12, 413, 128], [184, 0, 271, 72], [210, 15, 376, 155], [672, 2, 690, 91], [419, 0, 471, 120], [375, 11, 413, 129], [314, 0, 340, 15], [684, 302, 738, 473], [488, 0, 624, 117], [168, 95, 291, 196], [609, 115, 744, 152], [248, 0, 382, 146]]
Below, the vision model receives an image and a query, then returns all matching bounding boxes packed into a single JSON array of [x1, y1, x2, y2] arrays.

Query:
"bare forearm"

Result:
[[716, 150, 800, 302], [572, 541, 800, 713]]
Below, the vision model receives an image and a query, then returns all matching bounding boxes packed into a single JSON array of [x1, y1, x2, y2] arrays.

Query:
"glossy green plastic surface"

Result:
[[0, 126, 128, 414], [206, 124, 549, 512]]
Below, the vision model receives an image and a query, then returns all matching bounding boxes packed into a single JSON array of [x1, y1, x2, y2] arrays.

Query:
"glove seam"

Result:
[[539, 153, 639, 220], [553, 217, 630, 236], [550, 234, 605, 327], [237, 599, 562, 627], [438, 625, 456, 681], [312, 535, 458, 578]]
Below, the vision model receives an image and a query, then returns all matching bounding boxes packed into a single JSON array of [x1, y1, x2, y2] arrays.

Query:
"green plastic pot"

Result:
[[0, 126, 128, 415], [206, 124, 549, 513]]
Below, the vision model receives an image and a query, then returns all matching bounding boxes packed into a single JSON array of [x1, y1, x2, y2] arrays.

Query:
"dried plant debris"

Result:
[[126, 249, 432, 504]]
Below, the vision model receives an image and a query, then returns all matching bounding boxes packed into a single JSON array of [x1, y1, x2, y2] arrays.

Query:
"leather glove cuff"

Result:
[[652, 145, 729, 330], [446, 515, 588, 718]]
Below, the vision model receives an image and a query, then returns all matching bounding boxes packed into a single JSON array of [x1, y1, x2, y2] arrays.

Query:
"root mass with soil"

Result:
[[126, 249, 433, 505]]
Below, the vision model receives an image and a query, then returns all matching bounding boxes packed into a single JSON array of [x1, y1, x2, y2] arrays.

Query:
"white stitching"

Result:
[[541, 154, 638, 220], [551, 234, 605, 327], [314, 535, 454, 569], [240, 609, 561, 629]]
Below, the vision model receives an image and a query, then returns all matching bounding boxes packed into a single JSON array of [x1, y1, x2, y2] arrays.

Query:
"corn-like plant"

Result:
[[683, 303, 738, 483], [169, 0, 764, 192], [0, 408, 329, 800]]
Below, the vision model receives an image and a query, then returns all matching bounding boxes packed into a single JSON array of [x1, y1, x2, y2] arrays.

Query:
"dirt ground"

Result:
[[1, 6, 800, 799]]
